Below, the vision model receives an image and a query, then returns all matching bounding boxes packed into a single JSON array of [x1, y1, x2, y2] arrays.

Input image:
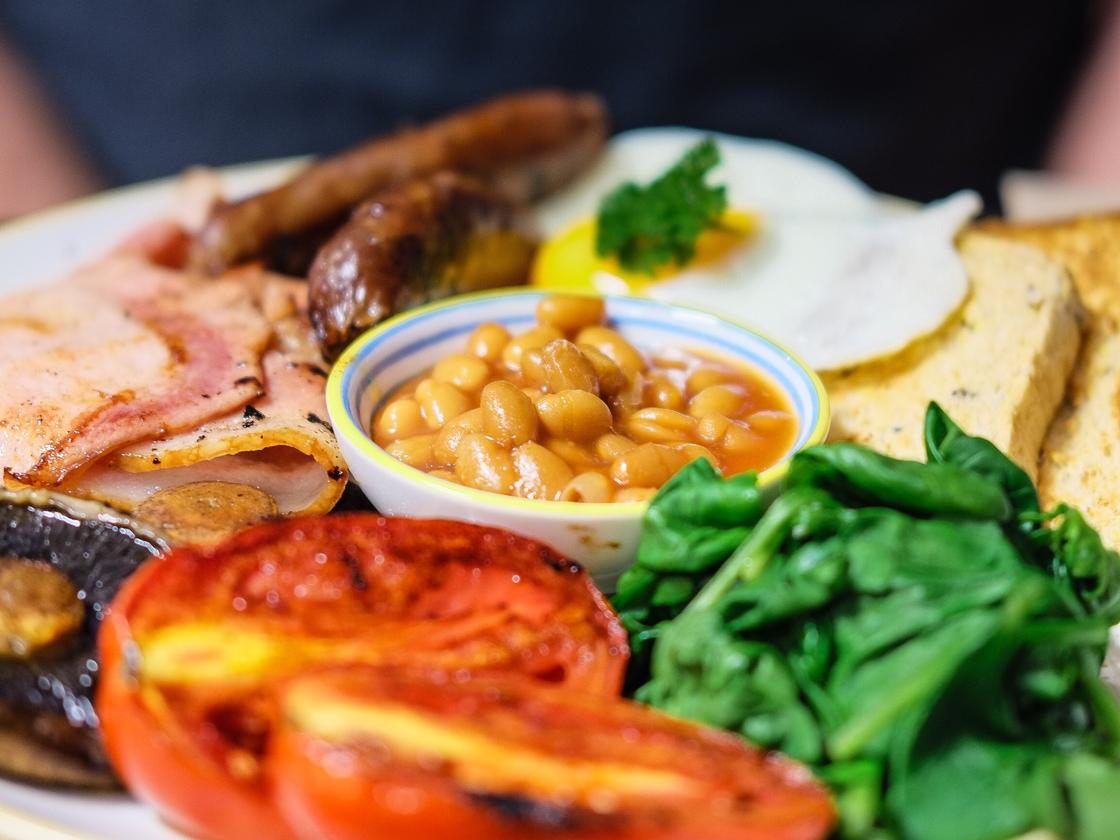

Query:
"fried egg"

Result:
[[531, 128, 980, 371]]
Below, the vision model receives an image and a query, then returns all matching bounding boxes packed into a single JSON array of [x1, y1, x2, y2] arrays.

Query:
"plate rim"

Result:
[[0, 156, 306, 242]]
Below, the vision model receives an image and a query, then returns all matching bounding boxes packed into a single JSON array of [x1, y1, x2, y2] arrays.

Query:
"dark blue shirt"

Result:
[[0, 0, 1091, 204]]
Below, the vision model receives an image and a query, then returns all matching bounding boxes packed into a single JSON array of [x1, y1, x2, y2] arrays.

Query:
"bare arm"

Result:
[[0, 38, 101, 220], [1049, 2, 1120, 180]]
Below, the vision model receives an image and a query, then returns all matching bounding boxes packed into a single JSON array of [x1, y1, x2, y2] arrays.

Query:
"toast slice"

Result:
[[1035, 320, 1120, 542], [822, 232, 1083, 481], [979, 214, 1120, 320], [980, 216, 1120, 546]]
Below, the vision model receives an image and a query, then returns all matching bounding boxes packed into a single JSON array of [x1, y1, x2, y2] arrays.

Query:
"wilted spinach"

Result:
[[620, 403, 1120, 840], [613, 460, 765, 686]]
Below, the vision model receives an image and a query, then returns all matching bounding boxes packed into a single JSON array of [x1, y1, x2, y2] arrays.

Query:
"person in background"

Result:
[[0, 0, 1115, 220]]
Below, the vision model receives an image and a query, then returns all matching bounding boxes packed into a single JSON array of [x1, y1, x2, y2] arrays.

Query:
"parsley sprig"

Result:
[[595, 138, 728, 275]]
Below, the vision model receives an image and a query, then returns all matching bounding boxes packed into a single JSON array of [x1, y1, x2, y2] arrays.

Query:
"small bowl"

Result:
[[326, 290, 828, 588]]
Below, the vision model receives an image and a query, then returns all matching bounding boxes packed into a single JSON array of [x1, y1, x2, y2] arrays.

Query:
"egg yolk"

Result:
[[531, 208, 758, 294]]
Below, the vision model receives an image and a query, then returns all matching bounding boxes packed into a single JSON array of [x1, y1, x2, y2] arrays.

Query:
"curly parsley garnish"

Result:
[[595, 138, 728, 275]]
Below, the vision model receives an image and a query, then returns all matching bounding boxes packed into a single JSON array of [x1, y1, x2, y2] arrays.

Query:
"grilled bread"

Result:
[[980, 214, 1120, 320], [823, 231, 1084, 481], [980, 215, 1120, 546]]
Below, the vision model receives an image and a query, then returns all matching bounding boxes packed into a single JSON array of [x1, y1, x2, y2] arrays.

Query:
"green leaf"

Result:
[[624, 405, 1120, 839], [688, 486, 839, 611], [1062, 752, 1120, 840], [1044, 505, 1120, 623], [786, 442, 1012, 521], [721, 537, 848, 633], [611, 460, 765, 687], [888, 736, 1068, 840], [923, 401, 1039, 516], [826, 609, 1002, 761], [635, 460, 764, 574], [640, 609, 824, 762], [595, 138, 728, 274], [816, 760, 885, 839]]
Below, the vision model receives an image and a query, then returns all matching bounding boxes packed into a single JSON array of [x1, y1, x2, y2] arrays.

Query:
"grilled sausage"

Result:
[[309, 171, 537, 358], [191, 90, 606, 275]]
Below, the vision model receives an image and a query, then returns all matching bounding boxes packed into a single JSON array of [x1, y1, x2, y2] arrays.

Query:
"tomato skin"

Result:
[[96, 516, 629, 840], [271, 667, 836, 840], [274, 728, 522, 840], [98, 558, 298, 840]]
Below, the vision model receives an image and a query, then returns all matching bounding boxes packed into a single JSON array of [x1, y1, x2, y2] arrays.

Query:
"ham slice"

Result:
[[67, 350, 347, 516], [2, 213, 349, 528], [0, 256, 270, 486], [55, 264, 347, 517]]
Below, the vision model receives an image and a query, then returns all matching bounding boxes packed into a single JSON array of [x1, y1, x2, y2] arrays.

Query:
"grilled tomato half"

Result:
[[272, 666, 835, 840], [97, 516, 627, 840]]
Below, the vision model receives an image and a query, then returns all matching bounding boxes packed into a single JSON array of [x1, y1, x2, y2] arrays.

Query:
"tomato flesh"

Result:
[[272, 666, 836, 840], [98, 516, 628, 840]]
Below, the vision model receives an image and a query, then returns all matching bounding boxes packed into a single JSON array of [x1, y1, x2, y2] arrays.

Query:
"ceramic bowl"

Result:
[[326, 290, 828, 588]]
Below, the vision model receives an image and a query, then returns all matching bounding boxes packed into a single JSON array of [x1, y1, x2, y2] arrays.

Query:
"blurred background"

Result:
[[1, 0, 1119, 221]]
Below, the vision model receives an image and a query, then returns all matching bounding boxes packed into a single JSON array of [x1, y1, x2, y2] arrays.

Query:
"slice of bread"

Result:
[[980, 215, 1120, 545], [822, 232, 1083, 481], [1035, 320, 1120, 542], [980, 214, 1120, 320]]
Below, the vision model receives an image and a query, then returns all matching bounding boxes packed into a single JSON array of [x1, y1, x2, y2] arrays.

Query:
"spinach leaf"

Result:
[[639, 609, 825, 762], [786, 442, 1012, 521], [1043, 505, 1120, 623], [612, 459, 764, 683], [1062, 752, 1120, 840], [635, 458, 764, 574], [627, 404, 1120, 839], [888, 736, 1069, 840], [924, 401, 1039, 516]]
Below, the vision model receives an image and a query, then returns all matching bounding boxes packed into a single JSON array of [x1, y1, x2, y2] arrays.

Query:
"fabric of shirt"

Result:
[[0, 0, 1092, 206]]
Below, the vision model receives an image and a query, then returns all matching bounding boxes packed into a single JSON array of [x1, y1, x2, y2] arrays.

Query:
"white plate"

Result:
[[0, 164, 922, 840], [0, 159, 301, 840]]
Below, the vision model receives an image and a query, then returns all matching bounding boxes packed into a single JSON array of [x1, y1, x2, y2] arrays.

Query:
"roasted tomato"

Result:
[[98, 516, 627, 840], [272, 666, 836, 840]]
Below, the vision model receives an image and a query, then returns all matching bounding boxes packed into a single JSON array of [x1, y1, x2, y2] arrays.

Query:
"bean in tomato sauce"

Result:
[[372, 295, 797, 502]]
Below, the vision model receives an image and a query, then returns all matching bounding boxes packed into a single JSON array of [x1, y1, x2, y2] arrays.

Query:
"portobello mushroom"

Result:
[[0, 489, 164, 788]]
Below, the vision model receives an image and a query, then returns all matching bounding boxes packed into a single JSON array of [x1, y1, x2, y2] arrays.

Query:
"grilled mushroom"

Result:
[[0, 489, 164, 788]]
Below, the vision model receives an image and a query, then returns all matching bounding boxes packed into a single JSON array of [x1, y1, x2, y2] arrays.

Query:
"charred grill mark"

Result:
[[234, 376, 263, 388], [242, 405, 266, 428], [468, 792, 594, 830], [339, 550, 369, 592], [537, 547, 579, 575], [306, 413, 330, 429]]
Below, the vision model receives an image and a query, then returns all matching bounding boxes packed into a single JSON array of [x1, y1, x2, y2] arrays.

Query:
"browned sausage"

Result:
[[309, 171, 537, 358], [190, 90, 606, 275]]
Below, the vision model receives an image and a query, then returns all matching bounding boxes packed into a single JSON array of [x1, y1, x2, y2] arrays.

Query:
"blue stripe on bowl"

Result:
[[341, 293, 823, 454]]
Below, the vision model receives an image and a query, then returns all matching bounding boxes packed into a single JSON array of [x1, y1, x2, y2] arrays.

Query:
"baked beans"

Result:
[[371, 295, 797, 502]]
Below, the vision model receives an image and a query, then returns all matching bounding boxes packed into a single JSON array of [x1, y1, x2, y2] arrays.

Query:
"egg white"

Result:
[[532, 128, 980, 371]]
